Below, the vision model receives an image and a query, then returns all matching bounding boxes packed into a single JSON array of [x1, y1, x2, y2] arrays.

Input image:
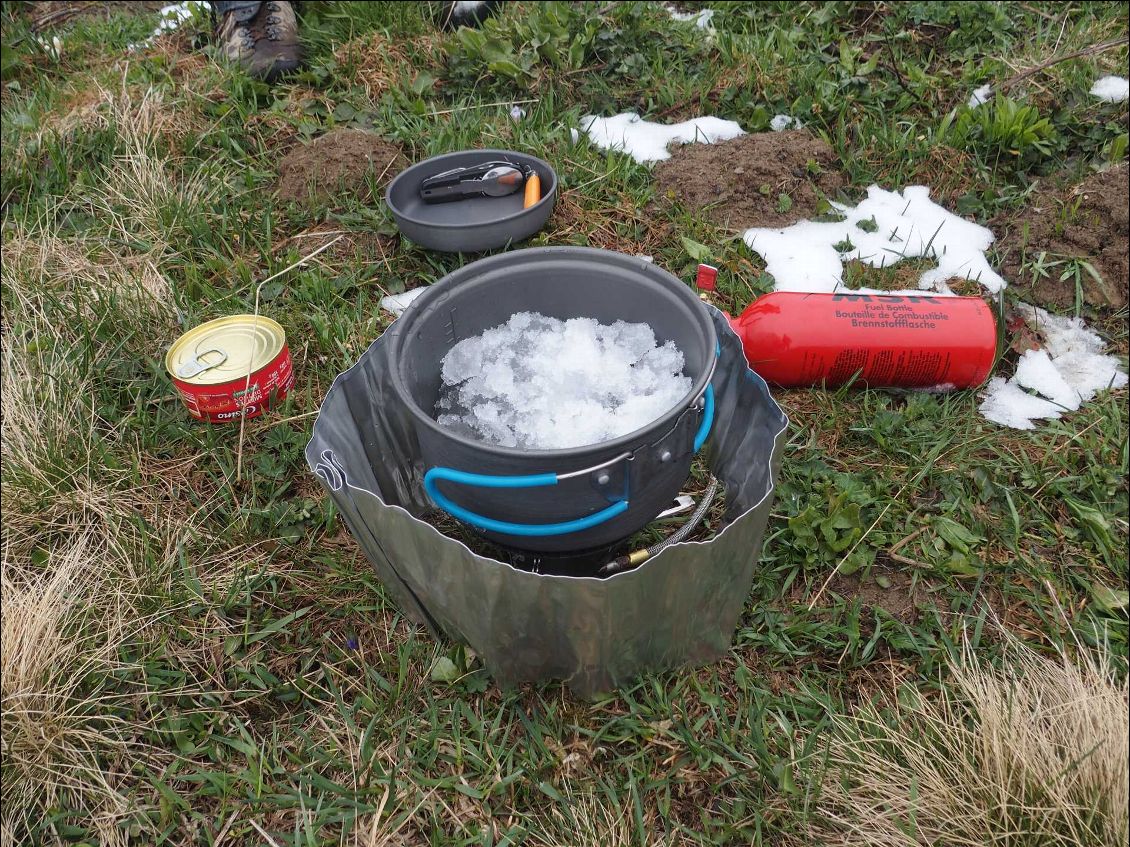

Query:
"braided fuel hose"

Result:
[[598, 476, 720, 576]]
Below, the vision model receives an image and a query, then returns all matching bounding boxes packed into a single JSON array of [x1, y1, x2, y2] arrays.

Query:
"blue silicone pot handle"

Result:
[[694, 384, 714, 452], [692, 340, 720, 453], [425, 381, 716, 538], [423, 467, 629, 537]]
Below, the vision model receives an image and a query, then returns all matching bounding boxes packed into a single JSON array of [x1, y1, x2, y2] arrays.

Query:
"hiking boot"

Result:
[[217, 1, 302, 82]]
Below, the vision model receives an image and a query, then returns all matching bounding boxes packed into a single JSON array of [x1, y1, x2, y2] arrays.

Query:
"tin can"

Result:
[[166, 315, 294, 423], [727, 292, 997, 389]]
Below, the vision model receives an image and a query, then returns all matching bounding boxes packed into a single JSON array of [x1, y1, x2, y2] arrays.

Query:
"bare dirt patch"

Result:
[[790, 566, 926, 625], [653, 130, 845, 231], [995, 164, 1129, 311], [833, 569, 921, 624], [275, 129, 405, 208]]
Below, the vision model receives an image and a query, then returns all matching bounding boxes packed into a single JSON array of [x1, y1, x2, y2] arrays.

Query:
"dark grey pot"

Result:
[[385, 247, 718, 553]]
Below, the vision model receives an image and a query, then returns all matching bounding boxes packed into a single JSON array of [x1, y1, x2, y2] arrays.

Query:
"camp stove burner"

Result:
[[500, 544, 619, 577], [493, 493, 699, 576]]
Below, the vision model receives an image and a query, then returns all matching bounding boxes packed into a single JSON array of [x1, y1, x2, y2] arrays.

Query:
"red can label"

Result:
[[172, 346, 294, 423]]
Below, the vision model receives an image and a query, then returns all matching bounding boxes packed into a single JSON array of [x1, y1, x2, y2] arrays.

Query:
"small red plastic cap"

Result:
[[695, 264, 718, 291]]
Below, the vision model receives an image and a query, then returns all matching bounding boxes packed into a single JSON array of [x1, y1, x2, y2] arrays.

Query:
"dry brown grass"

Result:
[[1, 187, 188, 841], [244, 85, 319, 154], [806, 642, 1129, 847], [81, 135, 224, 253], [0, 533, 155, 847], [543, 188, 676, 257], [10, 79, 219, 268], [0, 231, 170, 504], [332, 31, 444, 103], [867, 143, 981, 207], [3, 225, 171, 309], [1, 251, 136, 843], [532, 793, 634, 847], [38, 76, 202, 148], [2, 204, 338, 840]]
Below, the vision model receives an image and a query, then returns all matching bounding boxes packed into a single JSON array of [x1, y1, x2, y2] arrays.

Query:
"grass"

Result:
[[807, 638, 1129, 846], [1, 1, 1127, 845]]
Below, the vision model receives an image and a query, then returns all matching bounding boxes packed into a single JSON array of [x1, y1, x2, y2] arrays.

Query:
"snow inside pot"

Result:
[[387, 247, 718, 553]]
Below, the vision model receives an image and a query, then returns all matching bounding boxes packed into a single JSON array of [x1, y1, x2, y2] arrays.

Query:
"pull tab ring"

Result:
[[177, 348, 228, 379]]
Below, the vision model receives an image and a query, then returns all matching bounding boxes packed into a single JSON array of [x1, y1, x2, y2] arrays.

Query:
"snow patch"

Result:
[[1013, 349, 1079, 411], [742, 185, 1006, 296], [977, 378, 1066, 430], [967, 84, 993, 108], [1090, 75, 1129, 103], [770, 114, 804, 131], [129, 1, 205, 51], [979, 304, 1127, 429], [380, 287, 427, 317], [580, 112, 745, 164], [36, 35, 63, 60], [668, 6, 715, 29]]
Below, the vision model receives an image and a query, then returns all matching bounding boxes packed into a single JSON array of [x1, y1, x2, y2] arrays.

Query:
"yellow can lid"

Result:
[[166, 315, 286, 386]]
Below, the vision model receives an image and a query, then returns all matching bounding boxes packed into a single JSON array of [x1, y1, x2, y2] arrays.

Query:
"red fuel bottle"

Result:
[[724, 291, 997, 389]]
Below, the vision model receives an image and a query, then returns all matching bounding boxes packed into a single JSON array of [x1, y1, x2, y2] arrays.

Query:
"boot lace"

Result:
[[236, 22, 254, 49], [263, 2, 288, 41]]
